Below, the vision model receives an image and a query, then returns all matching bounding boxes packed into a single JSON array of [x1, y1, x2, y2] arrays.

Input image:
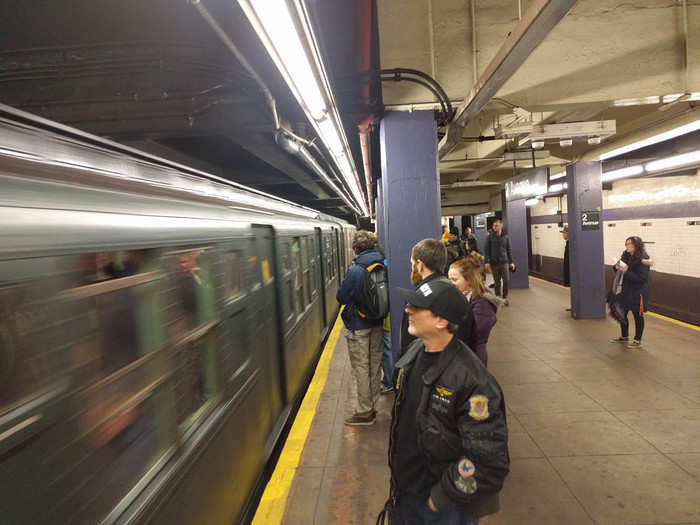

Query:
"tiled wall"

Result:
[[529, 173, 700, 278]]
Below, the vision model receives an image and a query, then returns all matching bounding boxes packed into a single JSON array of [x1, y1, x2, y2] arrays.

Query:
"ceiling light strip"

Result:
[[239, 0, 368, 216]]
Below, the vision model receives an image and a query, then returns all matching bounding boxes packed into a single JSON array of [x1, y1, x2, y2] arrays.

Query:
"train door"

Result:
[[315, 227, 328, 333], [250, 225, 284, 440], [333, 227, 342, 280]]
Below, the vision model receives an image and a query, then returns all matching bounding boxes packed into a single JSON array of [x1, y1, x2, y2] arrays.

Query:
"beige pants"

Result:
[[343, 325, 384, 414]]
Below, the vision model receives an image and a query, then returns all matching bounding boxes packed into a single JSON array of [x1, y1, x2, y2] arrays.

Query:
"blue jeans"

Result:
[[381, 329, 394, 388], [398, 494, 479, 525]]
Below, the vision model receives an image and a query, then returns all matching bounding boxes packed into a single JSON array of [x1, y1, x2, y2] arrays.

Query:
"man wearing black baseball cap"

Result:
[[378, 277, 509, 525]]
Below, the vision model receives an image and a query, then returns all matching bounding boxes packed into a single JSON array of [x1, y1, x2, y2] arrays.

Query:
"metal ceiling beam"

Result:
[[438, 0, 579, 159]]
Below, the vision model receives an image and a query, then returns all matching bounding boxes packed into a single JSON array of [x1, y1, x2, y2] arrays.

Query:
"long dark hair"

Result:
[[621, 236, 646, 265]]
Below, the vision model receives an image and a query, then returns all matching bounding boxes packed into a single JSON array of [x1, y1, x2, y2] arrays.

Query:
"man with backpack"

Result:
[[337, 230, 388, 426]]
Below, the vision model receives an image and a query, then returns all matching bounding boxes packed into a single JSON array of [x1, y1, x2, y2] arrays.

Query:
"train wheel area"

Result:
[[258, 278, 700, 525]]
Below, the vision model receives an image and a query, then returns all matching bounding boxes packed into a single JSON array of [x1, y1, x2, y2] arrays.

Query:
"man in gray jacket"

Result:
[[484, 220, 514, 306]]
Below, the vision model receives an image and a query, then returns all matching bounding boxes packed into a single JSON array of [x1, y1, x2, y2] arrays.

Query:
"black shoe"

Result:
[[488, 283, 495, 289]]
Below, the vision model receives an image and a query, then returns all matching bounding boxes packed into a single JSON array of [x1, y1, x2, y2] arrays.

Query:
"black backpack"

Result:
[[356, 262, 390, 321]]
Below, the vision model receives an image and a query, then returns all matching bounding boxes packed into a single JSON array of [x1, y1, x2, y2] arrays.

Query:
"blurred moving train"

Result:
[[0, 112, 355, 524]]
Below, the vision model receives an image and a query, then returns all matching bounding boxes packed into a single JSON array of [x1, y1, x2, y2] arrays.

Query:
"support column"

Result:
[[375, 181, 385, 247], [380, 111, 440, 354], [503, 198, 529, 289], [473, 213, 488, 253], [566, 161, 605, 318]]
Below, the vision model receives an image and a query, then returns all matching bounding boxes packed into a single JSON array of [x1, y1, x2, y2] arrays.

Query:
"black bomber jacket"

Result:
[[388, 336, 510, 517]]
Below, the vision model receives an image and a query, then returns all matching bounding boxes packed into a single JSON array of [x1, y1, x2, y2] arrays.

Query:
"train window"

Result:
[[162, 248, 218, 429], [301, 237, 312, 305], [0, 252, 157, 417], [282, 242, 291, 273], [324, 236, 332, 282], [222, 250, 244, 299], [247, 237, 260, 288], [292, 237, 304, 313]]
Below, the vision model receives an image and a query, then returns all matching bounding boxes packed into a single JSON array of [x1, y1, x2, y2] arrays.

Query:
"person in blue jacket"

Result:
[[610, 236, 652, 349], [337, 230, 385, 426]]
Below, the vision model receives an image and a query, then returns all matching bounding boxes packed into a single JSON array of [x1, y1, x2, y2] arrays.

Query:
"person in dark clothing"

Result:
[[484, 220, 514, 306], [400, 239, 476, 356], [445, 227, 467, 273], [448, 254, 503, 367], [562, 227, 570, 287], [337, 230, 385, 425], [379, 278, 509, 525], [462, 227, 479, 254], [610, 236, 652, 349]]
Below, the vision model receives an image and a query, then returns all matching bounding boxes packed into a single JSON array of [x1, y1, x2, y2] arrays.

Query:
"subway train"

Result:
[[0, 115, 356, 524]]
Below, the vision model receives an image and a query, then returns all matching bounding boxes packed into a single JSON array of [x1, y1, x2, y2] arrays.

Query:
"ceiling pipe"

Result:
[[275, 131, 357, 212], [439, 0, 579, 159], [192, 0, 361, 215]]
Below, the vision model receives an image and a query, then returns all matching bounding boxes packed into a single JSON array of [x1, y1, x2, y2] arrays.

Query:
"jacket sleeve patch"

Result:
[[468, 395, 490, 420], [458, 458, 475, 478], [454, 475, 478, 495]]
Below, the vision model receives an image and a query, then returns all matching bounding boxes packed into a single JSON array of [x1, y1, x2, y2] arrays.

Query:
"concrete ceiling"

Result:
[[0, 0, 370, 221], [378, 0, 700, 214]]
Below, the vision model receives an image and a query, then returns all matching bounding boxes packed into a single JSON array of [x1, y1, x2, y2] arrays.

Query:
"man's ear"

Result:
[[434, 316, 449, 330]]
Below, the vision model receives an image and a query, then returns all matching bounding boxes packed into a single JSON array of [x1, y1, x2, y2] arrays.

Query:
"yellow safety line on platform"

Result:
[[647, 312, 700, 332], [251, 310, 343, 525], [531, 276, 700, 331]]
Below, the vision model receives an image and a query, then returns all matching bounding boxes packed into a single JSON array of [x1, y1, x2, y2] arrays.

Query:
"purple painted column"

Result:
[[503, 198, 529, 289], [380, 111, 440, 355], [566, 161, 605, 318], [375, 181, 385, 247], [473, 213, 488, 253]]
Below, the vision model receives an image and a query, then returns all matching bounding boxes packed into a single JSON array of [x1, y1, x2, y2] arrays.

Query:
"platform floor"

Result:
[[279, 278, 700, 525]]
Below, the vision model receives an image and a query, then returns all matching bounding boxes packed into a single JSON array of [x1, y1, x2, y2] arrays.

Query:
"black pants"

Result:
[[491, 263, 509, 299], [620, 308, 644, 341]]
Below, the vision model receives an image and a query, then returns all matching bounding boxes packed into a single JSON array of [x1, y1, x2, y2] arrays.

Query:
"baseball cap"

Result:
[[449, 226, 459, 235], [398, 277, 469, 325]]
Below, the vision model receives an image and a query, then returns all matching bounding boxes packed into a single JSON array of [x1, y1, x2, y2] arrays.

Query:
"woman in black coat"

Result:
[[610, 236, 651, 348]]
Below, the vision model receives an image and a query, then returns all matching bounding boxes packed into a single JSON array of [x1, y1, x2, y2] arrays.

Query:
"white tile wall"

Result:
[[603, 217, 700, 278], [603, 172, 700, 209], [531, 223, 567, 259], [528, 174, 700, 278]]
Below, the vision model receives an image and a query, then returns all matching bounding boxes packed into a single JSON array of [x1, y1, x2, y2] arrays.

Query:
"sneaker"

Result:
[[344, 410, 376, 426], [504, 299, 509, 306], [610, 337, 628, 343], [381, 385, 394, 395], [627, 339, 643, 349]]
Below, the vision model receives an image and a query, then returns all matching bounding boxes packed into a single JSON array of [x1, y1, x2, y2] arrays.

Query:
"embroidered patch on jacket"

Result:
[[455, 476, 478, 495], [419, 283, 432, 296], [458, 458, 475, 478], [468, 395, 490, 420], [435, 386, 453, 397]]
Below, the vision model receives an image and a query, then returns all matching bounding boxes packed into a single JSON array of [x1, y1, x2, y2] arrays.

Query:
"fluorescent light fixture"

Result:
[[600, 119, 700, 160], [559, 138, 572, 147], [601, 165, 643, 182], [317, 117, 344, 157], [531, 140, 545, 149], [525, 198, 539, 206], [248, 0, 327, 120], [549, 171, 566, 180], [645, 149, 700, 172], [548, 183, 568, 192], [587, 136, 601, 145], [240, 0, 369, 216]]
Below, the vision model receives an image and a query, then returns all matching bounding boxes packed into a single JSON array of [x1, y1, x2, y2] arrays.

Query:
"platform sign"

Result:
[[504, 167, 548, 201], [580, 210, 601, 230]]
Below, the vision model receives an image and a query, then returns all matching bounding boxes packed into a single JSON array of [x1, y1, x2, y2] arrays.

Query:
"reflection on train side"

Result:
[[0, 248, 219, 523]]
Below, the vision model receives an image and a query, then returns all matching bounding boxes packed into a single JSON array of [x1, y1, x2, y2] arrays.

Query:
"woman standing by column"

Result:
[[448, 253, 504, 366], [610, 236, 652, 348]]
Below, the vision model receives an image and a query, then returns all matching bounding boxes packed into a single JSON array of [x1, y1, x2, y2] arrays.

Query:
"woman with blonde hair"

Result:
[[448, 252, 504, 366]]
